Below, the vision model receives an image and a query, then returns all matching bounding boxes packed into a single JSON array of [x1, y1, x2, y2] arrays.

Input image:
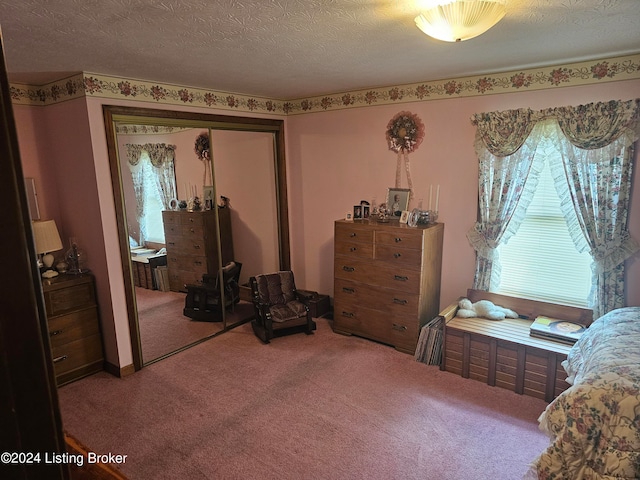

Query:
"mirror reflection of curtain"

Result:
[[125, 143, 177, 245]]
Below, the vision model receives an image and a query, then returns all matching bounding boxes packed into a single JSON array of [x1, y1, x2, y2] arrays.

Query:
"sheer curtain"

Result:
[[125, 143, 177, 245], [469, 100, 639, 316], [467, 109, 543, 290]]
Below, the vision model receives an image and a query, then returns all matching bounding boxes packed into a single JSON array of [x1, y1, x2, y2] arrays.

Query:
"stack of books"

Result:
[[529, 316, 586, 344], [415, 316, 444, 365]]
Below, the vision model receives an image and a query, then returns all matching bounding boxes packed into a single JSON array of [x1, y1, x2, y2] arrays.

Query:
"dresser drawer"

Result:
[[165, 235, 207, 254], [167, 254, 207, 272], [334, 240, 374, 259], [181, 223, 205, 238], [334, 278, 419, 315], [168, 269, 203, 292], [162, 211, 180, 225], [375, 244, 422, 266], [163, 222, 182, 236], [334, 256, 421, 293], [48, 307, 99, 348], [335, 222, 374, 244], [45, 281, 95, 317], [375, 229, 423, 249], [333, 303, 418, 350], [180, 212, 205, 225], [51, 334, 103, 377]]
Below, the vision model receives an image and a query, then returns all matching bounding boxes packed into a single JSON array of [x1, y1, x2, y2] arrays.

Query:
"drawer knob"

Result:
[[392, 323, 407, 331], [393, 253, 402, 258], [193, 244, 201, 249], [342, 266, 355, 272], [341, 311, 355, 318], [393, 298, 408, 305], [350, 247, 357, 252], [350, 233, 357, 237], [395, 237, 402, 243], [50, 329, 63, 336], [342, 287, 355, 294], [394, 275, 408, 281], [53, 355, 68, 363]]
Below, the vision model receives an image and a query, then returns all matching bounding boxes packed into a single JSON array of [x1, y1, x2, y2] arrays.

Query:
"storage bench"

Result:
[[440, 289, 592, 402]]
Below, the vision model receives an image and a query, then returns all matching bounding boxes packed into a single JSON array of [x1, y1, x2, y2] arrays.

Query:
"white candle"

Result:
[[435, 185, 440, 212], [429, 185, 433, 211]]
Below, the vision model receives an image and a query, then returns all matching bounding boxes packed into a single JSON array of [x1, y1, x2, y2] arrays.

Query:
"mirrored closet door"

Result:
[[104, 107, 289, 368]]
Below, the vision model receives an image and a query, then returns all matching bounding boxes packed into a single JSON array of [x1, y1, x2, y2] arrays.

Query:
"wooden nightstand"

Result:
[[42, 273, 103, 386]]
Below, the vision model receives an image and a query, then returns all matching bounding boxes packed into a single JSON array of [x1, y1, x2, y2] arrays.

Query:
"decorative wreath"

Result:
[[385, 111, 425, 153], [194, 132, 210, 161]]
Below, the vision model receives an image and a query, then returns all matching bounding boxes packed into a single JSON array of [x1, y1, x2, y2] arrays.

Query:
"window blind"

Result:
[[497, 160, 592, 307]]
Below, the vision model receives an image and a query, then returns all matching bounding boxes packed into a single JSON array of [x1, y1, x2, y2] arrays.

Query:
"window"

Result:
[[138, 152, 166, 244], [497, 153, 592, 307]]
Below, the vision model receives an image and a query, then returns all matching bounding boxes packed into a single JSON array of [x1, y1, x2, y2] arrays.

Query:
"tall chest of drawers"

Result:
[[42, 274, 103, 386], [333, 219, 444, 354], [162, 208, 234, 292]]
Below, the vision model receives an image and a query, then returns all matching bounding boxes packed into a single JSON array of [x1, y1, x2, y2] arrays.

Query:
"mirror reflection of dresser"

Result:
[[162, 209, 233, 293]]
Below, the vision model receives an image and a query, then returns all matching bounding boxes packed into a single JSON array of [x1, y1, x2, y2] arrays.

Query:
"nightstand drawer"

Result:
[[48, 306, 99, 348], [45, 281, 95, 317], [51, 334, 103, 377]]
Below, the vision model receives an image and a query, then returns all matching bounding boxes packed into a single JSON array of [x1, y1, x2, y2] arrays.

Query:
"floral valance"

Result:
[[125, 143, 176, 167], [471, 99, 640, 157]]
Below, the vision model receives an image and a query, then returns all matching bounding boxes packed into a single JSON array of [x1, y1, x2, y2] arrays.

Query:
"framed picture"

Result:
[[400, 210, 410, 224], [202, 186, 214, 210], [363, 205, 370, 219], [345, 211, 353, 221], [353, 205, 363, 219], [387, 188, 411, 218]]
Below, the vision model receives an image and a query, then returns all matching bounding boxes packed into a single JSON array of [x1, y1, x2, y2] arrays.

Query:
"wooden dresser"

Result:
[[333, 219, 444, 354], [440, 289, 593, 402], [42, 274, 103, 386], [162, 208, 234, 292]]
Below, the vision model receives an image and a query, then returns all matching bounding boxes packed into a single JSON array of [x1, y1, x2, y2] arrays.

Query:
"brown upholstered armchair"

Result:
[[249, 271, 316, 343], [183, 261, 242, 321]]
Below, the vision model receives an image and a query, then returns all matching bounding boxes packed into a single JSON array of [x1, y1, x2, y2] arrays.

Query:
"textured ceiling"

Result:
[[1, 0, 639, 100]]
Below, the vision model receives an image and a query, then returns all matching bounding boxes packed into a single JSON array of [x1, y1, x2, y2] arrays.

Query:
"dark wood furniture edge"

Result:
[[65, 432, 128, 479]]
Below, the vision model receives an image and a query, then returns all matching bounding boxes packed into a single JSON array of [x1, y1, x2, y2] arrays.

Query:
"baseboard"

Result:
[[104, 361, 136, 378]]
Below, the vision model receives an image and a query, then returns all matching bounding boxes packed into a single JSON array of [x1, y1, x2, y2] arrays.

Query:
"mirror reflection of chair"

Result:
[[183, 261, 242, 322], [249, 271, 316, 343]]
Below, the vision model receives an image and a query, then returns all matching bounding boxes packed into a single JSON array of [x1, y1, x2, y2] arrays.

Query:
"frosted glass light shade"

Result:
[[415, 0, 506, 42]]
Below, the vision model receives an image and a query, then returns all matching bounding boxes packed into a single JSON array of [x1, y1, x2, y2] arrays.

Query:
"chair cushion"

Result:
[[255, 271, 296, 305], [269, 300, 308, 323]]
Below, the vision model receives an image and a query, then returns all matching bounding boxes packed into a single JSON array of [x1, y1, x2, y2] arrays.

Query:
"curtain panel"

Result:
[[469, 99, 639, 316], [124, 143, 177, 245]]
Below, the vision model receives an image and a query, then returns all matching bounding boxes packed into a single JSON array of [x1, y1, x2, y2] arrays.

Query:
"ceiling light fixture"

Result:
[[415, 0, 506, 43]]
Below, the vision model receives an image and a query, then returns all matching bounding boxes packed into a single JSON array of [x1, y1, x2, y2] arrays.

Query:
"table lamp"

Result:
[[33, 219, 63, 278]]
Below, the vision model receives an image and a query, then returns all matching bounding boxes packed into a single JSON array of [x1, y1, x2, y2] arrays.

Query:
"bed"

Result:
[[531, 306, 640, 479]]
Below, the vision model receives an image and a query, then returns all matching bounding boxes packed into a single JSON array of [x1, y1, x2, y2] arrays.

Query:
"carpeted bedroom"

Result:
[[58, 316, 551, 480]]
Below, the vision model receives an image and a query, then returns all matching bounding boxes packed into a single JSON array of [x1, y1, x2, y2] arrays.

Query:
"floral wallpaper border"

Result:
[[9, 54, 640, 115]]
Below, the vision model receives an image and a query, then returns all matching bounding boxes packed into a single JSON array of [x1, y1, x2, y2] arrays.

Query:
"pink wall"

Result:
[[14, 79, 640, 371], [285, 79, 640, 310], [211, 130, 279, 285]]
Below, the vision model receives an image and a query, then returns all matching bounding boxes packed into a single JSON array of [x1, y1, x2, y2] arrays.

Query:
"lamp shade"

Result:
[[415, 0, 506, 42], [33, 220, 63, 255]]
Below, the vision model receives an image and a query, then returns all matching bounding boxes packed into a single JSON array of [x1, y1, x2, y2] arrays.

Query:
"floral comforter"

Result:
[[533, 307, 640, 480]]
